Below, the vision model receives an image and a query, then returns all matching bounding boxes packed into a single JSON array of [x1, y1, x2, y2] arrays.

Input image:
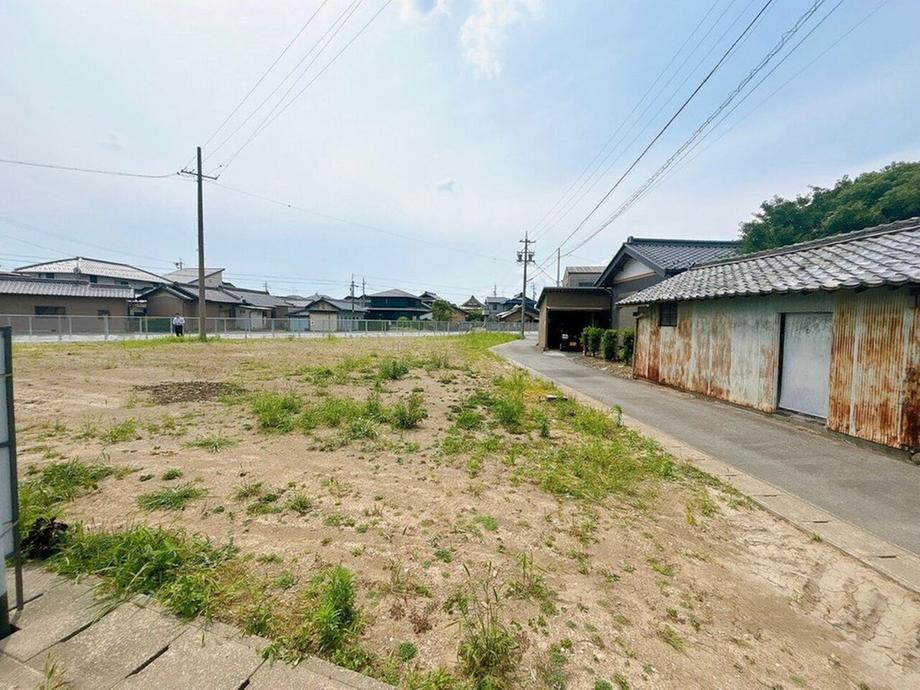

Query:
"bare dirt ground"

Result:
[[572, 354, 633, 380], [13, 335, 920, 689]]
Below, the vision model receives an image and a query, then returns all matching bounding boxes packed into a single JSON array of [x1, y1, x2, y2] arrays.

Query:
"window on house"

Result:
[[34, 306, 65, 315], [97, 310, 110, 318], [659, 301, 678, 327], [89, 275, 98, 283], [44, 273, 55, 279]]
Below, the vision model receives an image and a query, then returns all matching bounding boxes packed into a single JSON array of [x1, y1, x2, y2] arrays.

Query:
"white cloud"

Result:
[[460, 0, 542, 79], [400, 0, 449, 21], [437, 177, 457, 192]]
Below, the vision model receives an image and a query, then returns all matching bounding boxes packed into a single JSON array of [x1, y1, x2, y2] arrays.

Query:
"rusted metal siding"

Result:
[[827, 288, 916, 448], [632, 287, 916, 450]]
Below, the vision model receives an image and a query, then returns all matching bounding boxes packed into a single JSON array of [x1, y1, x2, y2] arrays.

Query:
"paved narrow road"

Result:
[[498, 338, 920, 556]]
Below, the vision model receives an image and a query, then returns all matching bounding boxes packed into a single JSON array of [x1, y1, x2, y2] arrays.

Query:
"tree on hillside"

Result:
[[738, 161, 920, 253], [431, 300, 453, 322]]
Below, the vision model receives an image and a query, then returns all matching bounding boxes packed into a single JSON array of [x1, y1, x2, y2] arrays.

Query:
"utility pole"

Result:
[[556, 248, 561, 287], [196, 147, 206, 340], [350, 274, 356, 319], [180, 148, 218, 341], [517, 232, 534, 339]]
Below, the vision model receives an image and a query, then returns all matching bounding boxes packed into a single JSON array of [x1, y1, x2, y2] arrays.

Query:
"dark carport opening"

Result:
[[546, 309, 611, 349]]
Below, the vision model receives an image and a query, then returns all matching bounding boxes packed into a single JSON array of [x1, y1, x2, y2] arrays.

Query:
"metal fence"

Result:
[[1, 314, 536, 342]]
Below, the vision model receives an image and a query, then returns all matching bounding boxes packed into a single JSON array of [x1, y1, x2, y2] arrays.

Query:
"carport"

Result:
[[537, 287, 612, 349]]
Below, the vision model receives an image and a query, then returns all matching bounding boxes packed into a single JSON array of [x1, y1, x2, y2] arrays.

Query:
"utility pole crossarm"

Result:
[[516, 232, 535, 339]]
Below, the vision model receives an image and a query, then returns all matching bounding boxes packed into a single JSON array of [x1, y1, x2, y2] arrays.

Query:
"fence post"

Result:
[[27, 316, 32, 339], [103, 315, 110, 340], [57, 315, 62, 341]]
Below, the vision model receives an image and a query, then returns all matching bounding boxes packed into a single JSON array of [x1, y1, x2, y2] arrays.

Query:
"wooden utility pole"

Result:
[[556, 248, 561, 286], [517, 233, 534, 339], [196, 147, 206, 340]]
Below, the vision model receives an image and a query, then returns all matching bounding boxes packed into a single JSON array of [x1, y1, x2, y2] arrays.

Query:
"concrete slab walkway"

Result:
[[0, 567, 392, 690], [496, 338, 920, 563]]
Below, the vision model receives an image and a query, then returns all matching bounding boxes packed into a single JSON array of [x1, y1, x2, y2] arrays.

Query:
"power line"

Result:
[[218, 0, 393, 173], [642, 0, 885, 196], [529, 0, 728, 242], [0, 157, 179, 179], [563, 0, 831, 258], [192, 0, 331, 165], [550, 0, 777, 259], [204, 179, 511, 263], [203, 0, 363, 169]]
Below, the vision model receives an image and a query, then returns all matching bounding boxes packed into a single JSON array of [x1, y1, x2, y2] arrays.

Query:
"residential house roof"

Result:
[[162, 267, 224, 284], [484, 295, 509, 305], [15, 257, 168, 284], [596, 237, 740, 286], [496, 306, 539, 321], [142, 284, 243, 305], [536, 286, 610, 308], [461, 295, 485, 309], [290, 295, 368, 314], [223, 287, 291, 309], [0, 275, 135, 299], [368, 288, 419, 299], [564, 265, 605, 274], [618, 218, 920, 306]]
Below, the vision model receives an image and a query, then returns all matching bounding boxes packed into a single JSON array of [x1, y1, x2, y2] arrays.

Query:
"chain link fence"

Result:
[[1, 315, 536, 342]]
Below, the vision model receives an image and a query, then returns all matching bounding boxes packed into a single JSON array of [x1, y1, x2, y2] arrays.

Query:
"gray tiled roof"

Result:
[[162, 267, 224, 283], [618, 218, 920, 305], [16, 257, 168, 284], [291, 295, 368, 313], [564, 265, 605, 274], [626, 238, 740, 272], [224, 288, 291, 309], [368, 288, 418, 299], [0, 277, 135, 299]]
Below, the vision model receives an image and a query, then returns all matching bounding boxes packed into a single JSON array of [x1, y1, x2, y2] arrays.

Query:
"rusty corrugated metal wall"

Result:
[[633, 286, 917, 449]]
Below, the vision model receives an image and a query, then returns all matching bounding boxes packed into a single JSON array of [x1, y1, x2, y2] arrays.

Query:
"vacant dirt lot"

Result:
[[13, 334, 920, 689]]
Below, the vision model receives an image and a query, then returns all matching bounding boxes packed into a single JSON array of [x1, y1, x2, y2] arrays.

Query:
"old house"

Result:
[[562, 265, 605, 287], [289, 296, 368, 332], [461, 295, 485, 312], [15, 257, 168, 294], [365, 289, 429, 321], [619, 219, 920, 452], [162, 266, 226, 288], [537, 238, 738, 349], [0, 274, 134, 320], [596, 237, 739, 328]]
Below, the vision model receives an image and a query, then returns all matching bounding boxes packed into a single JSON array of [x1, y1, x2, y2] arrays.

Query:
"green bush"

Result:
[[251, 392, 302, 432], [600, 329, 619, 361], [620, 328, 635, 363], [580, 327, 603, 356]]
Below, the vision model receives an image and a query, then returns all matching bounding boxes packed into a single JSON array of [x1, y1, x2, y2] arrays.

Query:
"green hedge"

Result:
[[580, 326, 604, 355], [582, 327, 636, 363]]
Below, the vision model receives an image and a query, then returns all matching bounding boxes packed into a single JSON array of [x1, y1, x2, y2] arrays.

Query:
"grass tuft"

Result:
[[137, 484, 206, 512]]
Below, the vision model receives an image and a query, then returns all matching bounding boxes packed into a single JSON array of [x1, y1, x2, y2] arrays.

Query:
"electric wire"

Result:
[[562, 0, 831, 258], [0, 157, 179, 179], [217, 0, 393, 173]]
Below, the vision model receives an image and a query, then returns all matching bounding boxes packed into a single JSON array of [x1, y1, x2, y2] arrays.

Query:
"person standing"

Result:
[[171, 313, 185, 337]]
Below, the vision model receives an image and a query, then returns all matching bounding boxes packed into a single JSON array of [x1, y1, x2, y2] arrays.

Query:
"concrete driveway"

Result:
[[497, 338, 920, 556]]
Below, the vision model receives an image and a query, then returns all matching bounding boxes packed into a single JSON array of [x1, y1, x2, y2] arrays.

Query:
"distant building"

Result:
[[496, 306, 538, 323], [15, 257, 168, 293], [461, 295, 485, 311], [562, 265, 605, 287], [484, 295, 511, 320], [538, 236, 739, 349], [365, 289, 429, 321], [0, 273, 134, 318], [289, 295, 368, 332], [162, 267, 225, 288]]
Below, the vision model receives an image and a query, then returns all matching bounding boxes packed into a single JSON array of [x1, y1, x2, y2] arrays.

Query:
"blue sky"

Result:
[[1, 0, 918, 300]]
